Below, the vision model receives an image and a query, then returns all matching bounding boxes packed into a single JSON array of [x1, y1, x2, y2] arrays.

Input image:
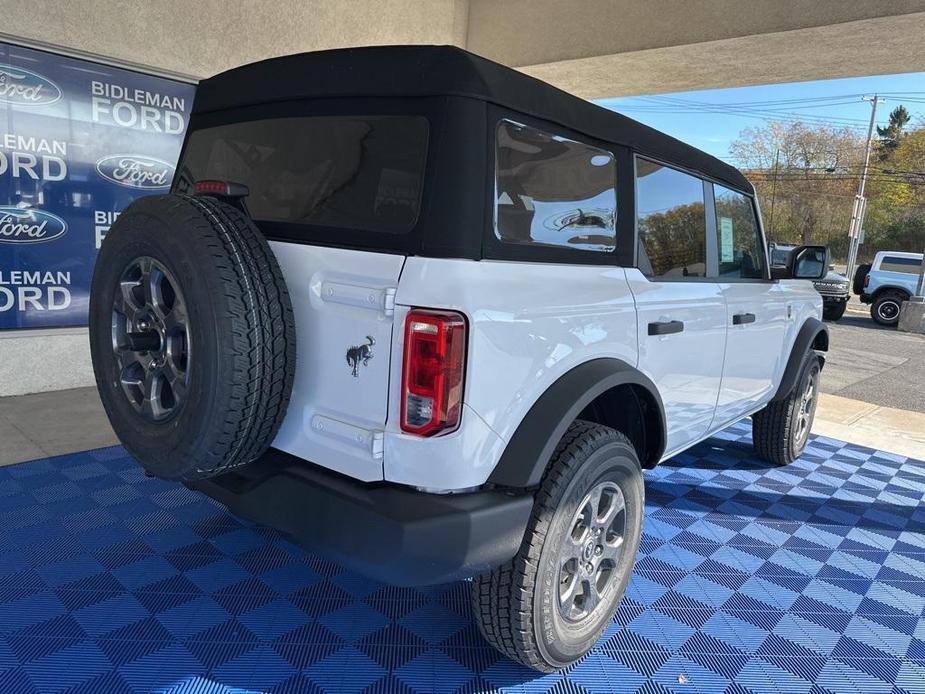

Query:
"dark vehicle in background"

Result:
[[771, 244, 849, 321]]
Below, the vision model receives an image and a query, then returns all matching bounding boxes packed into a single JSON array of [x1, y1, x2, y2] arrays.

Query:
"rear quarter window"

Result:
[[494, 120, 616, 253], [879, 256, 922, 274], [175, 115, 429, 234]]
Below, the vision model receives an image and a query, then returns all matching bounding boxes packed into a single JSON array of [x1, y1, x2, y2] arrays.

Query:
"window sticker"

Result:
[[719, 216, 734, 263]]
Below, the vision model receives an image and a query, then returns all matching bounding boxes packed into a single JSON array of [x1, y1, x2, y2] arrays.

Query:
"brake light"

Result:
[[401, 310, 466, 436], [864, 274, 870, 288], [193, 180, 250, 198]]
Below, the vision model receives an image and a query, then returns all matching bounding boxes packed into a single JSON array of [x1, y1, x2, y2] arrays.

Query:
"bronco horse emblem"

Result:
[[346, 336, 375, 377]]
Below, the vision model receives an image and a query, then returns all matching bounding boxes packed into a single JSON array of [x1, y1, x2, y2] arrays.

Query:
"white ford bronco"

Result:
[[89, 46, 829, 671]]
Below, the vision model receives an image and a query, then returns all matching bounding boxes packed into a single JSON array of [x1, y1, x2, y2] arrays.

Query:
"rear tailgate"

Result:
[[172, 111, 432, 480], [270, 242, 404, 481]]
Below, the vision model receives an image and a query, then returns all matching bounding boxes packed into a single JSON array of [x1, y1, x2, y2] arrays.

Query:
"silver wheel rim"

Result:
[[557, 480, 626, 623], [111, 256, 191, 422], [877, 300, 900, 321], [794, 368, 818, 448]]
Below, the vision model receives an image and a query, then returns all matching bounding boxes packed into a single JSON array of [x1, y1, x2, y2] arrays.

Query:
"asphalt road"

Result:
[[821, 300, 925, 413]]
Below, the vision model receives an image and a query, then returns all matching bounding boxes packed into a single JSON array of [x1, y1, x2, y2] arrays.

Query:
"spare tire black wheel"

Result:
[[852, 263, 871, 296], [89, 194, 296, 481]]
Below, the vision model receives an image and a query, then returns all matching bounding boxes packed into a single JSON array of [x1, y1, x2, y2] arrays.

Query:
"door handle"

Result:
[[648, 320, 684, 336], [732, 312, 756, 325]]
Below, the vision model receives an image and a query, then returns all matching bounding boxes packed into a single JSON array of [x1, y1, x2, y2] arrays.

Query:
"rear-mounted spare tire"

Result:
[[89, 194, 296, 481]]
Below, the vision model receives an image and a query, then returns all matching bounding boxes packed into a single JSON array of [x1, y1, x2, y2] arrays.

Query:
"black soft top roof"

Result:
[[193, 45, 751, 193]]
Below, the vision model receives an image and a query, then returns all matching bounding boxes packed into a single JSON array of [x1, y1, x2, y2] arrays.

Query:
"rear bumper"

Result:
[[860, 293, 873, 304], [188, 449, 533, 586]]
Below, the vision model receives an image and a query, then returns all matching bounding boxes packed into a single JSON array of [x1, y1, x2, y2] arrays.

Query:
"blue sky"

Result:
[[596, 71, 925, 163]]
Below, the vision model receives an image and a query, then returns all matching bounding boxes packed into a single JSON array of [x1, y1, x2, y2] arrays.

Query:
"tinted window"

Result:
[[714, 185, 764, 279], [494, 120, 616, 253], [880, 256, 922, 274], [635, 159, 706, 278], [176, 116, 428, 233]]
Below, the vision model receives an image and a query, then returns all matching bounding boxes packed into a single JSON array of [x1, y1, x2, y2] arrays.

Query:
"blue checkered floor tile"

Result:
[[1, 422, 924, 693]]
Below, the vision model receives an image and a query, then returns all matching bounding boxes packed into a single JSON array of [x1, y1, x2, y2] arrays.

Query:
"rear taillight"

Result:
[[193, 180, 250, 198], [401, 309, 466, 437], [864, 275, 870, 288]]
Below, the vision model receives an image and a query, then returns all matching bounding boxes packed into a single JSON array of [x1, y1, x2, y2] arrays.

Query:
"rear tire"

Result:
[[871, 291, 906, 326], [752, 353, 821, 465], [822, 301, 846, 321], [89, 194, 296, 481], [470, 420, 644, 672]]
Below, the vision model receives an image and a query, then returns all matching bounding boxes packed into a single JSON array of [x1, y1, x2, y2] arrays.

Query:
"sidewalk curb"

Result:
[[813, 393, 925, 460]]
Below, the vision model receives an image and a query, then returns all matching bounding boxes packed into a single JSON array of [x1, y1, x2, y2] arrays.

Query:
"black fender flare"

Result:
[[873, 285, 911, 301], [771, 318, 828, 402], [486, 358, 666, 489]]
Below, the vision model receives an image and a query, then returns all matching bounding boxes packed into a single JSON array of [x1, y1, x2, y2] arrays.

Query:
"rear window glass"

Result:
[[494, 120, 616, 253], [175, 115, 428, 233], [880, 256, 922, 274], [635, 158, 706, 278]]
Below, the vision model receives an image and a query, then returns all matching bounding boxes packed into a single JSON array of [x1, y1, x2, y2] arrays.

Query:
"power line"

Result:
[[604, 91, 925, 131]]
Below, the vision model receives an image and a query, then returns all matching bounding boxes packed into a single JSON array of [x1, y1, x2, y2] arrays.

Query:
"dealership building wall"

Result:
[[3, 0, 925, 396], [0, 0, 470, 397]]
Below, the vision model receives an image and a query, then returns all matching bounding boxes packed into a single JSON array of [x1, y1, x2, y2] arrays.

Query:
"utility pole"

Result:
[[768, 147, 781, 238], [845, 95, 883, 283]]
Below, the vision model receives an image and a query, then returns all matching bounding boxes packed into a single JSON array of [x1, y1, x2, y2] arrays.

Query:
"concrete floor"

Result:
[[822, 311, 925, 414], [0, 387, 117, 466]]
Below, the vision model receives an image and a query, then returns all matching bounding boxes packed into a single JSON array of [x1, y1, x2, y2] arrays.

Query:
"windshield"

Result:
[[174, 115, 429, 234]]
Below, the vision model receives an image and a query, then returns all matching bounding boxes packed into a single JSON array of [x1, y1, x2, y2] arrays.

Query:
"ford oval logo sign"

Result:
[[0, 65, 62, 106], [0, 207, 68, 244], [96, 155, 175, 190]]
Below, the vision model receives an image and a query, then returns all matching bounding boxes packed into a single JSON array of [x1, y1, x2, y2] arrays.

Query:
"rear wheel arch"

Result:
[[873, 285, 911, 302], [486, 359, 666, 489]]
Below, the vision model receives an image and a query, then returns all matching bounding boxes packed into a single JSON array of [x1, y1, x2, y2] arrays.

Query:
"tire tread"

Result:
[[471, 420, 635, 672], [180, 195, 296, 477], [753, 353, 819, 466]]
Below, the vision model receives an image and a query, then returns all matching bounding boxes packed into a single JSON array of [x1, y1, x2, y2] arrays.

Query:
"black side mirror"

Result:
[[793, 245, 828, 279], [769, 245, 829, 280]]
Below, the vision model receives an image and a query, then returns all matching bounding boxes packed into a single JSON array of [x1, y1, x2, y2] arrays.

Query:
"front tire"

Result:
[[752, 353, 821, 465], [871, 291, 905, 326], [822, 301, 846, 321], [471, 420, 644, 672]]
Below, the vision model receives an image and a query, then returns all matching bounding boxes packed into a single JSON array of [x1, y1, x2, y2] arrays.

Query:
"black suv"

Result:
[[771, 244, 849, 321]]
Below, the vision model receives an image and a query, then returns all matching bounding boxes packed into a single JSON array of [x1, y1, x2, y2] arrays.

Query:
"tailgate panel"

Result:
[[269, 241, 404, 481]]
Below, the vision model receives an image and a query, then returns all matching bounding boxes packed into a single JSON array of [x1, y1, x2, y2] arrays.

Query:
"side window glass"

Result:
[[714, 184, 765, 280], [880, 256, 922, 274], [495, 120, 616, 252], [635, 158, 706, 278]]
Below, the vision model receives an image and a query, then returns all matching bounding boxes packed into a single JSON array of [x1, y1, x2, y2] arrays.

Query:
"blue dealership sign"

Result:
[[0, 42, 195, 329]]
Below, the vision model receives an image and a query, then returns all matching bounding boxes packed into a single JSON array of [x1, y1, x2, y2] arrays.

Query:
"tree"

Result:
[[876, 105, 911, 159], [730, 120, 861, 246], [730, 117, 925, 262]]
